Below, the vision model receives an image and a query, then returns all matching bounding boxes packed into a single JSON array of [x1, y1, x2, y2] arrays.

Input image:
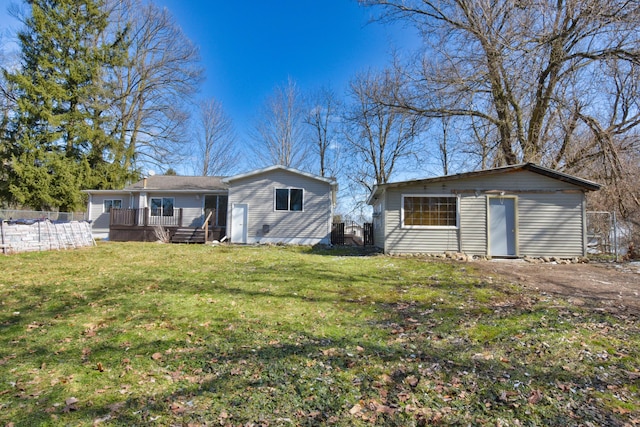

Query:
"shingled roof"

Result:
[[125, 175, 228, 192]]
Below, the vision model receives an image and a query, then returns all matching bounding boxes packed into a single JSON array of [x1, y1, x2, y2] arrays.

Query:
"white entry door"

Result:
[[231, 204, 248, 244], [489, 197, 516, 257]]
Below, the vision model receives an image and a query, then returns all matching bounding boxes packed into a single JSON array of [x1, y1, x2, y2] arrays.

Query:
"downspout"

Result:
[[0, 220, 5, 254], [582, 193, 587, 258], [87, 193, 92, 224], [457, 194, 462, 253]]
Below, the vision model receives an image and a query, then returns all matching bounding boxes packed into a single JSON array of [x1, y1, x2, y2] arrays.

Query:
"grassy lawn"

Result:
[[0, 243, 638, 426]]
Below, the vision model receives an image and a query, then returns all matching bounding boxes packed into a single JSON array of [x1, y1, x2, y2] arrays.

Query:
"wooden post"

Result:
[[203, 210, 213, 244]]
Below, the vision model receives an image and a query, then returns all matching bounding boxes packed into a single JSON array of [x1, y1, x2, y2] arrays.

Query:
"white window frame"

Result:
[[103, 199, 122, 213], [274, 188, 304, 212], [150, 197, 175, 217], [401, 194, 459, 229]]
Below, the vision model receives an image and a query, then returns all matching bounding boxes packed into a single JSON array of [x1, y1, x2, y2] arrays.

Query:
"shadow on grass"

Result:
[[0, 245, 635, 426], [6, 298, 631, 426]]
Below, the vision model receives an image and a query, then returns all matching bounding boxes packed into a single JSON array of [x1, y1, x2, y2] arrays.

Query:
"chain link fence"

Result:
[[0, 210, 85, 222], [586, 211, 618, 260]]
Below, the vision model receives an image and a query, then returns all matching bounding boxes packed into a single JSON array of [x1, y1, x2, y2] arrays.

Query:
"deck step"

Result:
[[171, 228, 206, 244]]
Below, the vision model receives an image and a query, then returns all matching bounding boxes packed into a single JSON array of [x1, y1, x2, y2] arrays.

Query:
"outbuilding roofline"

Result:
[[366, 163, 601, 205]]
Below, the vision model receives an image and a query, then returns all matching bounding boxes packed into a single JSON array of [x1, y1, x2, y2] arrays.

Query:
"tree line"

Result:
[[1, 0, 639, 242], [0, 0, 202, 211]]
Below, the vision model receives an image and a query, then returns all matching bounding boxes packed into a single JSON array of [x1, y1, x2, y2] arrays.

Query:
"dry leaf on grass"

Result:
[[349, 403, 363, 415]]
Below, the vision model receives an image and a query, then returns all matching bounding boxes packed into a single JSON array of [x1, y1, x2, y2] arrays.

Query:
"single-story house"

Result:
[[367, 163, 600, 258], [84, 165, 338, 245], [84, 175, 229, 241], [223, 166, 337, 245]]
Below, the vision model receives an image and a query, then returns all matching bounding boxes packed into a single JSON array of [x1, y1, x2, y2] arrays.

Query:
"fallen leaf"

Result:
[[349, 403, 364, 415], [472, 352, 494, 361], [107, 402, 125, 412], [397, 392, 410, 402], [374, 403, 396, 415], [63, 397, 79, 413], [93, 414, 111, 425], [322, 348, 338, 356], [528, 389, 543, 404], [405, 375, 420, 387], [170, 402, 185, 414], [308, 410, 321, 418], [151, 352, 162, 361]]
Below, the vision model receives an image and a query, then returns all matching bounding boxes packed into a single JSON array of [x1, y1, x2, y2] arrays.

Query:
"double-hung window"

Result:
[[150, 197, 174, 217], [402, 195, 458, 228], [103, 199, 122, 213], [275, 188, 303, 211]]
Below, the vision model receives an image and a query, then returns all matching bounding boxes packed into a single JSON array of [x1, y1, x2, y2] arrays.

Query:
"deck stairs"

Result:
[[171, 228, 206, 244]]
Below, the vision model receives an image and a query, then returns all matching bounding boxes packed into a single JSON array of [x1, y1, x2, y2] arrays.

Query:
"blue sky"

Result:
[[152, 0, 418, 140], [0, 0, 420, 174]]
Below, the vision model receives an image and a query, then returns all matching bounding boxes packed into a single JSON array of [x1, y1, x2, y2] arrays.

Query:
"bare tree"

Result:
[[194, 98, 237, 176], [361, 0, 640, 169], [343, 68, 425, 192], [0, 34, 15, 136], [107, 0, 203, 172], [305, 86, 341, 177], [251, 77, 309, 169]]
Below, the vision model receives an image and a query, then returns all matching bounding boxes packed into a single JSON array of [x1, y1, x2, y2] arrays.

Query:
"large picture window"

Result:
[[103, 199, 122, 213], [403, 195, 457, 227], [275, 188, 303, 211], [150, 197, 174, 217]]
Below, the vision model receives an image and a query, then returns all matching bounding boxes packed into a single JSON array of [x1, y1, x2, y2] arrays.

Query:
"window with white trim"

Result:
[[275, 188, 303, 211], [150, 197, 174, 217], [103, 199, 122, 213], [402, 195, 457, 227]]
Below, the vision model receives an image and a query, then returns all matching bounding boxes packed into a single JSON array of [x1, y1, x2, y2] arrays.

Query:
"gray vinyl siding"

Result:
[[517, 193, 585, 257], [145, 193, 205, 228], [87, 193, 131, 237], [383, 187, 460, 254], [459, 195, 487, 255], [227, 170, 332, 243], [380, 170, 588, 256]]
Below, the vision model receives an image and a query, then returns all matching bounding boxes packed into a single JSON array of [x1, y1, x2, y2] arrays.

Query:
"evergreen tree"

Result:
[[1, 0, 130, 211]]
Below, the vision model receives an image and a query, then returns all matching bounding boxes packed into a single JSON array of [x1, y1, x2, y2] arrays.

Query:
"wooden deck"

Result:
[[109, 225, 226, 243], [108, 208, 225, 243]]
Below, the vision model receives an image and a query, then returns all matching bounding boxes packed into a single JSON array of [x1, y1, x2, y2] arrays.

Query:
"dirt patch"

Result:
[[470, 259, 640, 313]]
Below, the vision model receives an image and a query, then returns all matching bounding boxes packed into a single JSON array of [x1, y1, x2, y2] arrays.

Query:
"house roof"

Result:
[[82, 176, 229, 195], [124, 175, 228, 192], [367, 163, 601, 205], [83, 166, 338, 195], [223, 165, 338, 186]]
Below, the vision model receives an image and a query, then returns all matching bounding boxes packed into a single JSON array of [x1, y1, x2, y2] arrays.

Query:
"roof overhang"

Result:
[[223, 165, 337, 186], [82, 189, 227, 195], [366, 163, 601, 205]]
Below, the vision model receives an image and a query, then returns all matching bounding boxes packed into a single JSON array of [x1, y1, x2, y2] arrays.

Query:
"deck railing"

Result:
[[110, 208, 183, 227]]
